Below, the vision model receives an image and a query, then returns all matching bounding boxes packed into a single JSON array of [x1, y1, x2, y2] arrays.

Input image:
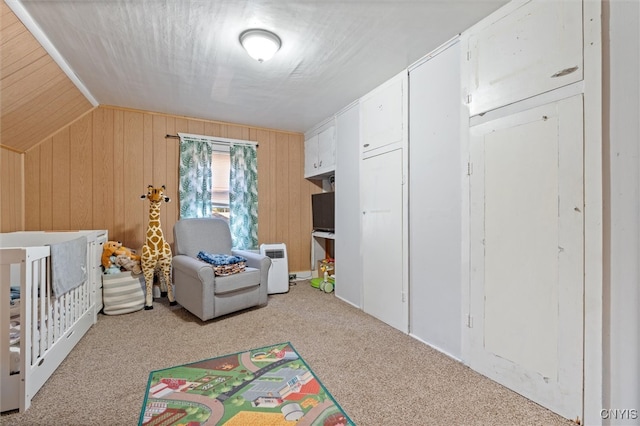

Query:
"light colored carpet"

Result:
[[1, 280, 573, 426]]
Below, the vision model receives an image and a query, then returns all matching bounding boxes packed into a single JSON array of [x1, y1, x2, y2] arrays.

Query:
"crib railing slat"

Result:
[[39, 257, 48, 356], [44, 258, 53, 351], [30, 259, 38, 365]]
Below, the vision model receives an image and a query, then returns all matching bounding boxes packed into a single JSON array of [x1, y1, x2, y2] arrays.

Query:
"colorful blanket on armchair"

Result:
[[197, 251, 247, 276]]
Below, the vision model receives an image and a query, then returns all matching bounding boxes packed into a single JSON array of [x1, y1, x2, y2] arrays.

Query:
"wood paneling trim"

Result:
[[165, 117, 179, 237], [69, 114, 93, 229], [0, 143, 23, 154], [1, 16, 29, 46], [0, 22, 43, 72], [122, 111, 144, 247], [92, 107, 115, 233], [0, 147, 24, 232], [24, 106, 98, 153], [1, 56, 67, 109], [24, 143, 39, 229], [1, 45, 47, 80], [101, 104, 303, 136], [39, 138, 53, 230], [51, 127, 70, 230]]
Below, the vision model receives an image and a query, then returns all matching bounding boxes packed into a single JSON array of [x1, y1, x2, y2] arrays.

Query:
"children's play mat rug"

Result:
[[139, 342, 354, 425]]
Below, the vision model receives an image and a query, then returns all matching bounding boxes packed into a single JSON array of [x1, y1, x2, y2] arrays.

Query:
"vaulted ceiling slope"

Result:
[[0, 1, 93, 153], [2, 0, 508, 153]]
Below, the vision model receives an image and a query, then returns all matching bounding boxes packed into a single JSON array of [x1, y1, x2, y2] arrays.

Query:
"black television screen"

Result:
[[311, 192, 335, 232]]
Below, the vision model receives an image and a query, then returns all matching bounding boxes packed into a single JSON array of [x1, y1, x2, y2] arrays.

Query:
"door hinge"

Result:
[[466, 94, 472, 104], [467, 50, 471, 61], [402, 292, 406, 303], [466, 314, 474, 328], [467, 162, 473, 176]]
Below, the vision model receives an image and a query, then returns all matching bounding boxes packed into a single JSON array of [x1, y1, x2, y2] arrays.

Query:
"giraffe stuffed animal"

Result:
[[140, 185, 176, 309]]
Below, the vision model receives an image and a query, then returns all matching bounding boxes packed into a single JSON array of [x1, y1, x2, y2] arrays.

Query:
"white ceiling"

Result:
[[11, 0, 508, 133]]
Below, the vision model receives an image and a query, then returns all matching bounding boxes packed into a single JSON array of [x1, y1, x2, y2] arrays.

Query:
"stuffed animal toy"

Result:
[[115, 254, 142, 275], [104, 256, 121, 274], [102, 241, 123, 269], [115, 245, 141, 262]]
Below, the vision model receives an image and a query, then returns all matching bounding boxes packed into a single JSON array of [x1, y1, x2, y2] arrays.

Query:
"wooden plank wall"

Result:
[[23, 105, 322, 271], [0, 146, 24, 232]]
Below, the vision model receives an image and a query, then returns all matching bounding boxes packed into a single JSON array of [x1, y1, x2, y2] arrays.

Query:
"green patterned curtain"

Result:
[[178, 136, 213, 218], [229, 144, 258, 249]]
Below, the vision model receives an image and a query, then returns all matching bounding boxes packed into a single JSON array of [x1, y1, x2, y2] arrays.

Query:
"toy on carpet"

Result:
[[310, 259, 335, 292], [140, 185, 176, 310], [115, 254, 142, 275]]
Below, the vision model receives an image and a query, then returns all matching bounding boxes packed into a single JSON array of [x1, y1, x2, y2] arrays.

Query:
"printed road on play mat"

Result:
[[139, 342, 354, 425]]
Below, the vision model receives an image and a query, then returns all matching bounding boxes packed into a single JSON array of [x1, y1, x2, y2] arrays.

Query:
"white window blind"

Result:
[[212, 151, 230, 208]]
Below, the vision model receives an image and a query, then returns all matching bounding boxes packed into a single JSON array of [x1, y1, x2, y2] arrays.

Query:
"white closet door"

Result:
[[408, 41, 462, 358], [468, 95, 584, 419], [335, 103, 361, 307], [362, 148, 406, 332]]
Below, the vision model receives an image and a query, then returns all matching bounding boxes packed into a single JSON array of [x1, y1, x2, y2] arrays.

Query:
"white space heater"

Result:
[[260, 243, 289, 294]]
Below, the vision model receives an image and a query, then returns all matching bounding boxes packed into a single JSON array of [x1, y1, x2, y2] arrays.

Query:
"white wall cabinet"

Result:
[[466, 0, 583, 116], [360, 71, 406, 156], [304, 125, 336, 179]]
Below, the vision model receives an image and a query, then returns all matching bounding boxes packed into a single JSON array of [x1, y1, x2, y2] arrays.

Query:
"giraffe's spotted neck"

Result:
[[146, 200, 165, 249], [148, 200, 161, 223]]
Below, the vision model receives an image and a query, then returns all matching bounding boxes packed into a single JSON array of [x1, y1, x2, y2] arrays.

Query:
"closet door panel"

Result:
[[360, 72, 405, 154], [316, 126, 336, 174], [408, 41, 462, 358], [468, 95, 584, 419], [335, 103, 361, 307], [362, 149, 406, 332], [467, 0, 582, 116], [304, 134, 319, 178]]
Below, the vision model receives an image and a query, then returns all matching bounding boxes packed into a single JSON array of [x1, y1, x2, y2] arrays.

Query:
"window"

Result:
[[211, 149, 230, 219], [178, 132, 258, 249]]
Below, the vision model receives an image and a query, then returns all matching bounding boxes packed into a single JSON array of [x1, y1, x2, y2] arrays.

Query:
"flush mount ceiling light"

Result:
[[240, 29, 281, 62]]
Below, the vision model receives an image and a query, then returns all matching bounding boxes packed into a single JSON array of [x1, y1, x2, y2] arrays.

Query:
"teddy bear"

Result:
[[115, 254, 142, 275], [104, 256, 121, 274], [102, 241, 123, 269], [115, 245, 141, 262]]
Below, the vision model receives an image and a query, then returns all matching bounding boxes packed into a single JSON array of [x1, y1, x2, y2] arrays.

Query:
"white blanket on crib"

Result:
[[49, 236, 87, 297]]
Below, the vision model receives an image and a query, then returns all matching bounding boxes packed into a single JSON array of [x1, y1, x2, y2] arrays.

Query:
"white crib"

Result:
[[0, 230, 107, 413]]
